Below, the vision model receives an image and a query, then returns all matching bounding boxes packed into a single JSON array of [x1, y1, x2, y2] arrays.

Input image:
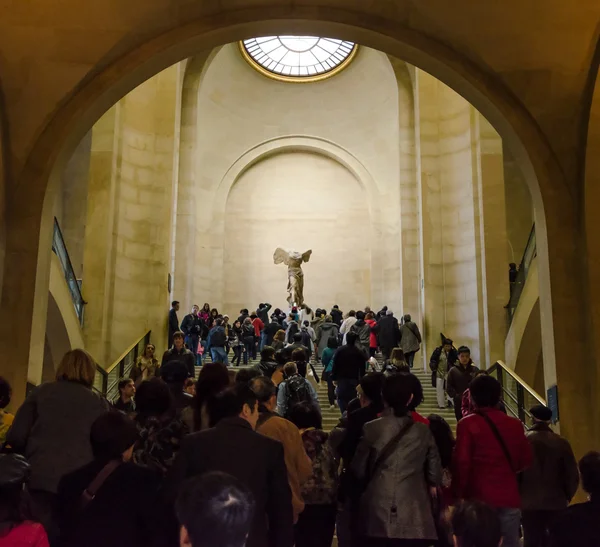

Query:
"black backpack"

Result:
[[285, 375, 312, 416], [210, 327, 226, 347], [287, 322, 299, 343], [301, 329, 312, 348]]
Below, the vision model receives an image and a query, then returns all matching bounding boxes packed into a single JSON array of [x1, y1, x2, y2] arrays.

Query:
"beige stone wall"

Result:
[[82, 66, 179, 363], [224, 151, 371, 312], [416, 71, 509, 368], [503, 144, 534, 264], [175, 44, 403, 314]]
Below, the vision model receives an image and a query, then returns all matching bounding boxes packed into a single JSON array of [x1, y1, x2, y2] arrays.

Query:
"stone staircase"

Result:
[[196, 353, 457, 432]]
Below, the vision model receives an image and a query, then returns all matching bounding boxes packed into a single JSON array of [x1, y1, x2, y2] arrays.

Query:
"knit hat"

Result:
[[530, 404, 553, 422], [90, 412, 139, 460]]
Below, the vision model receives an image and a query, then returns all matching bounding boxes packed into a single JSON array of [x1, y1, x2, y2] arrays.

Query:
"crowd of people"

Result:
[[0, 299, 597, 547]]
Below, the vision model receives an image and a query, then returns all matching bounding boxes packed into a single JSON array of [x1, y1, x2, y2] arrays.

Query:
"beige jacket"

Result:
[[257, 412, 312, 523]]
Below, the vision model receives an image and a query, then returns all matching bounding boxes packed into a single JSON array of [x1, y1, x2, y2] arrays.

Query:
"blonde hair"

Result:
[[55, 349, 96, 387], [390, 347, 406, 363]]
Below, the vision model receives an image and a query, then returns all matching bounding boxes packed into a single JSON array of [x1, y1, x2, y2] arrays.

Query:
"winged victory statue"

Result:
[[273, 248, 312, 307]]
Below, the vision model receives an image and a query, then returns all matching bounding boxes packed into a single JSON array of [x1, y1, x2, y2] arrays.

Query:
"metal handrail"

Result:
[[489, 359, 546, 425], [506, 224, 536, 325], [93, 330, 151, 400], [51, 218, 85, 325]]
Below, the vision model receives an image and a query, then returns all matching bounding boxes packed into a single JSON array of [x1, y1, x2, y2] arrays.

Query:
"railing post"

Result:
[[119, 360, 124, 379], [102, 374, 107, 396], [517, 383, 526, 423]]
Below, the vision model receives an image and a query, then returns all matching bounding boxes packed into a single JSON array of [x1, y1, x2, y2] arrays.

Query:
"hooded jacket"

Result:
[[315, 322, 339, 357], [350, 320, 371, 351]]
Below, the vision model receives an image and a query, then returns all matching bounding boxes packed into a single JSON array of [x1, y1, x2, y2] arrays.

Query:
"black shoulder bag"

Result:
[[367, 419, 415, 485]]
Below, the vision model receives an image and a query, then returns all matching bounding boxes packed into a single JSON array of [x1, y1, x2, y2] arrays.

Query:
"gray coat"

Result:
[[352, 413, 441, 541], [400, 321, 421, 353], [6, 380, 109, 493], [315, 322, 339, 357]]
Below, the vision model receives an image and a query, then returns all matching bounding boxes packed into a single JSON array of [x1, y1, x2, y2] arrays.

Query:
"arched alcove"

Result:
[[3, 12, 590, 453], [223, 150, 371, 312]]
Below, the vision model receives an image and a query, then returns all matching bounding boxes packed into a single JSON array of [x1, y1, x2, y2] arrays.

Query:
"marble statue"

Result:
[[273, 248, 312, 307]]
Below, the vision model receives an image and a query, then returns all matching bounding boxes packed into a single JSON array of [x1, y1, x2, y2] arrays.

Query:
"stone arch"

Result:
[[202, 135, 384, 308], [583, 37, 600, 434], [2, 13, 576, 418]]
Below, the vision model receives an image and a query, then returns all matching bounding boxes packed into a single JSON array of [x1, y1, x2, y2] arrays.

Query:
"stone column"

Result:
[[475, 115, 509, 365], [82, 106, 121, 364]]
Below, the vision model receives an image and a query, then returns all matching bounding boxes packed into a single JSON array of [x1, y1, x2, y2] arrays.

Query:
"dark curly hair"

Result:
[[0, 377, 11, 409], [194, 363, 230, 430]]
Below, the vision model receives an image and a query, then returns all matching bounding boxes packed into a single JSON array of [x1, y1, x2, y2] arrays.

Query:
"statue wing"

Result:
[[273, 247, 290, 265], [302, 250, 313, 263]]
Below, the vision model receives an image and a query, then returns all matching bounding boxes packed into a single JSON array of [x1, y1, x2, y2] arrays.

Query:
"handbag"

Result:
[[339, 419, 414, 503], [196, 341, 204, 355], [80, 460, 122, 510]]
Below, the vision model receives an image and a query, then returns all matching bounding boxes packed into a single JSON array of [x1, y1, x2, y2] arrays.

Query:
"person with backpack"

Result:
[[249, 376, 312, 524], [286, 332, 310, 363], [349, 311, 371, 354], [276, 362, 319, 419], [289, 402, 338, 547], [285, 314, 300, 344], [207, 318, 228, 365]]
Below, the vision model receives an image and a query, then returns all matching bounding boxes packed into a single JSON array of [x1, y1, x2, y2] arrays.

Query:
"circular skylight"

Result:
[[241, 36, 357, 82]]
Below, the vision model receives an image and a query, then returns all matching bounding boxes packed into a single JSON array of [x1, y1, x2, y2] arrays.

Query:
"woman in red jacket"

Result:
[[365, 312, 378, 358]]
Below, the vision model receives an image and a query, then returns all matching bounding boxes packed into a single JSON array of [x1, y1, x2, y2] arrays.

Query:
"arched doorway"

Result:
[[1, 14, 589, 452]]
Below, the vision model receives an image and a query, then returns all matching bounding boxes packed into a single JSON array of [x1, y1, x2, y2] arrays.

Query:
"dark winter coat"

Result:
[[446, 362, 479, 399], [180, 313, 203, 338], [429, 346, 458, 371], [350, 320, 371, 352], [57, 460, 167, 547], [161, 347, 195, 379], [374, 315, 400, 350], [166, 417, 294, 547], [331, 344, 367, 382], [330, 308, 343, 326], [257, 303, 272, 325], [168, 308, 179, 342], [520, 422, 579, 511], [6, 381, 110, 493]]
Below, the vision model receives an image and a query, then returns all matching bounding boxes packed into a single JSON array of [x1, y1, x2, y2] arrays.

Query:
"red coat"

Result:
[[0, 522, 49, 547], [366, 319, 377, 348], [252, 317, 264, 337], [452, 407, 532, 508]]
